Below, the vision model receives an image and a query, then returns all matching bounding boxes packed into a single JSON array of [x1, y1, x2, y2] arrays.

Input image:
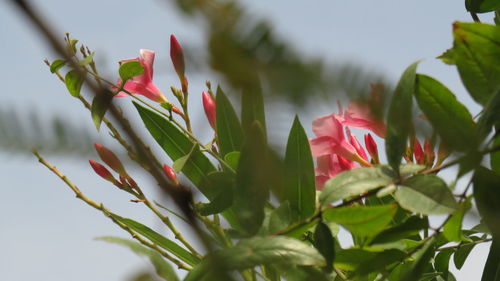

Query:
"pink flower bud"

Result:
[[94, 143, 127, 176], [413, 139, 425, 165], [202, 91, 216, 129], [364, 133, 379, 163], [346, 128, 368, 161], [424, 139, 435, 166], [89, 160, 116, 183], [163, 164, 179, 185], [170, 34, 185, 78]]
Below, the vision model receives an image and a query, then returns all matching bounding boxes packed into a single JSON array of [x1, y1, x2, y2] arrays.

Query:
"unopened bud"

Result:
[[202, 91, 216, 129], [181, 76, 188, 94], [413, 139, 425, 165], [89, 160, 116, 183], [346, 128, 367, 161], [364, 134, 379, 164], [163, 164, 179, 185], [94, 143, 127, 176], [424, 139, 435, 166], [170, 34, 185, 78]]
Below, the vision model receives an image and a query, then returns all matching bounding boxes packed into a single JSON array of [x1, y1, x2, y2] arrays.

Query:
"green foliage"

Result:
[[91, 91, 113, 130], [415, 74, 476, 152], [64, 70, 84, 97], [215, 86, 244, 157], [466, 0, 500, 13], [385, 61, 419, 175], [97, 236, 179, 281], [50, 59, 66, 73], [313, 222, 335, 272], [284, 116, 316, 220], [119, 61, 144, 81]]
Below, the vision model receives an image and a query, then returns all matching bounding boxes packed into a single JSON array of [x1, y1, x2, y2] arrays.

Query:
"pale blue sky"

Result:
[[0, 1, 493, 280]]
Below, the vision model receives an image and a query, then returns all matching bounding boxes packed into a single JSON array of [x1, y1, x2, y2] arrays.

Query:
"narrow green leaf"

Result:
[[216, 86, 244, 157], [90, 92, 113, 130], [77, 52, 95, 66], [119, 61, 144, 81], [385, 61, 419, 175], [415, 74, 476, 152], [319, 166, 393, 208], [443, 197, 472, 242], [371, 216, 428, 245], [241, 83, 266, 138], [110, 214, 199, 266], [284, 116, 316, 220], [233, 122, 269, 235], [472, 166, 500, 238], [445, 22, 500, 105], [50, 59, 66, 73], [323, 204, 397, 237], [172, 145, 197, 173], [313, 222, 335, 272], [481, 238, 500, 281], [195, 172, 234, 216], [96, 236, 179, 281], [184, 237, 325, 281], [394, 174, 458, 215], [65, 70, 84, 97]]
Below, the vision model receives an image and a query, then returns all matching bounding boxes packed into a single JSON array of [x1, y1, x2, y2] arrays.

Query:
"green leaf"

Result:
[[216, 86, 244, 157], [435, 249, 453, 281], [195, 172, 234, 216], [90, 92, 113, 130], [443, 197, 472, 242], [96, 236, 179, 281], [466, 0, 500, 13], [241, 83, 266, 138], [184, 236, 325, 281], [266, 201, 296, 234], [224, 151, 240, 170], [371, 216, 428, 245], [319, 166, 393, 208], [477, 89, 500, 139], [284, 116, 316, 220], [415, 74, 476, 152], [119, 61, 144, 81], [77, 52, 95, 66], [472, 166, 500, 238], [385, 61, 419, 175], [354, 249, 406, 277], [64, 70, 84, 97], [394, 174, 458, 215], [481, 238, 500, 281], [109, 214, 199, 266], [323, 204, 397, 237], [334, 248, 380, 271], [50, 59, 66, 73], [172, 144, 197, 173], [492, 135, 500, 174], [453, 239, 477, 270], [313, 222, 335, 272], [445, 22, 500, 105], [233, 122, 269, 235], [400, 238, 436, 281]]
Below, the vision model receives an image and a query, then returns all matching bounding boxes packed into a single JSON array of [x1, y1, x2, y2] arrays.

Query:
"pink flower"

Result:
[[170, 34, 185, 78], [310, 114, 362, 162], [346, 128, 368, 162], [315, 154, 358, 190], [202, 91, 216, 129], [116, 49, 169, 103], [343, 100, 386, 138], [364, 133, 379, 164]]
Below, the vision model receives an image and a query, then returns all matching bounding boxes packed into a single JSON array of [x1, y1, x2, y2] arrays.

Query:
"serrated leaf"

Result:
[[313, 222, 335, 272], [216, 86, 244, 157], [415, 74, 476, 152], [184, 236, 325, 281], [119, 61, 144, 81], [443, 197, 472, 242], [319, 166, 393, 208], [50, 59, 66, 73], [109, 213, 199, 266], [371, 216, 428, 245], [90, 92, 113, 130], [385, 61, 419, 175], [65, 70, 84, 97], [323, 204, 397, 237], [96, 236, 179, 281], [394, 174, 458, 215], [284, 116, 315, 220]]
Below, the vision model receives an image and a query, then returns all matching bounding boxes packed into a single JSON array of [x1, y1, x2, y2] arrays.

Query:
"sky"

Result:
[[0, 0, 494, 280]]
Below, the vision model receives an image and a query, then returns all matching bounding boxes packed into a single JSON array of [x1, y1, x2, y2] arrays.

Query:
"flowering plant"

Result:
[[11, 0, 500, 280]]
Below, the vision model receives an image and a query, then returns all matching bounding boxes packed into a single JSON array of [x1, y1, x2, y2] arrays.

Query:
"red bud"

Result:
[[170, 34, 185, 78], [413, 139, 425, 165], [424, 139, 435, 166], [364, 134, 379, 163], [163, 164, 179, 185], [89, 160, 116, 183], [94, 143, 127, 176], [202, 91, 216, 129], [346, 128, 368, 161]]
